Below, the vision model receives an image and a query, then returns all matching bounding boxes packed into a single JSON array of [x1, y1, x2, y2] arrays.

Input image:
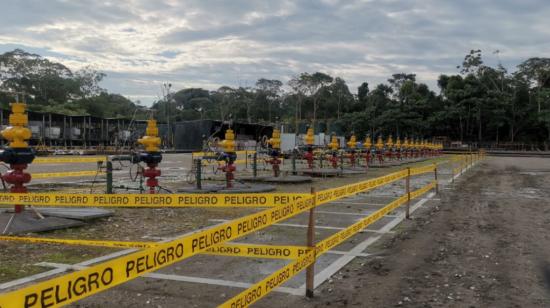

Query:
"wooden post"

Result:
[[434, 163, 438, 194], [106, 161, 113, 194], [406, 167, 411, 219], [305, 187, 316, 298]]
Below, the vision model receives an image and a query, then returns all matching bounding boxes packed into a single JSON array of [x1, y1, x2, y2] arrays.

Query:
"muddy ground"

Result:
[[275, 156, 550, 308]]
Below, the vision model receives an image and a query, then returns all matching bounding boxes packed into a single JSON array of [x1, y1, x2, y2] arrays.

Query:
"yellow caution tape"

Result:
[[221, 180, 437, 308], [192, 150, 256, 158], [32, 170, 104, 179], [316, 181, 436, 255], [204, 243, 310, 260], [219, 249, 316, 308], [0, 193, 309, 208], [201, 159, 247, 166], [0, 236, 155, 249], [33, 156, 108, 164], [409, 164, 436, 176], [0, 196, 315, 308], [0, 236, 307, 260], [316, 169, 408, 205]]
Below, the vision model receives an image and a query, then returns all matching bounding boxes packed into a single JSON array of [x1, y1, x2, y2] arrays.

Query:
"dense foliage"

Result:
[[2, 49, 549, 143], [0, 49, 147, 118]]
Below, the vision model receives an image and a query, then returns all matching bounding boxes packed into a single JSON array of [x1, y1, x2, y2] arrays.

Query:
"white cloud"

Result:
[[0, 0, 549, 105]]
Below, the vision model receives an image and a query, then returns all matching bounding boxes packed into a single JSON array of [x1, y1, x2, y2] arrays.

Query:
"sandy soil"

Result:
[[275, 156, 550, 308]]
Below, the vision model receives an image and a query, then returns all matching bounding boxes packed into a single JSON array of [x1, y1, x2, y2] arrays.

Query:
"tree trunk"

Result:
[[478, 109, 482, 142], [268, 101, 272, 123], [313, 97, 317, 125], [459, 115, 464, 142]]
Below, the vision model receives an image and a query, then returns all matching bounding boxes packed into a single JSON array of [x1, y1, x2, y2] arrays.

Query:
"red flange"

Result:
[[3, 164, 31, 213], [268, 157, 281, 177], [304, 151, 314, 169], [142, 163, 161, 194], [219, 163, 236, 188]]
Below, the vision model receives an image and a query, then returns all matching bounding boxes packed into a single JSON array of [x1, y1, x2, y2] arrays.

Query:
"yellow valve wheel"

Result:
[[220, 128, 236, 153], [268, 128, 281, 150], [347, 134, 357, 149], [375, 135, 384, 150], [385, 135, 394, 148], [305, 128, 315, 146], [1, 102, 32, 148], [137, 119, 161, 152], [329, 134, 339, 151], [364, 135, 372, 149]]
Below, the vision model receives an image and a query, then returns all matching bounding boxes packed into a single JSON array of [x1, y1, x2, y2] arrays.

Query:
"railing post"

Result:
[[434, 163, 438, 194], [252, 152, 258, 178], [195, 159, 202, 190], [106, 160, 113, 194], [245, 150, 248, 169], [306, 187, 317, 298], [406, 167, 411, 219], [340, 152, 344, 172], [292, 151, 297, 175]]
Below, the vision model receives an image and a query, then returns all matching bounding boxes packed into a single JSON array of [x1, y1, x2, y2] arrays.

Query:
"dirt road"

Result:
[[276, 156, 550, 307]]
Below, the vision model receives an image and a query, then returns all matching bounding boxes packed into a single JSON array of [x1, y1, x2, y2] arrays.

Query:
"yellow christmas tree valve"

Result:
[[220, 128, 236, 153], [364, 135, 372, 149], [347, 134, 357, 149], [386, 135, 394, 148], [375, 135, 384, 150], [395, 136, 401, 148], [305, 128, 315, 146], [137, 119, 161, 152], [329, 134, 339, 151], [268, 128, 281, 150], [403, 137, 409, 149], [1, 102, 32, 148]]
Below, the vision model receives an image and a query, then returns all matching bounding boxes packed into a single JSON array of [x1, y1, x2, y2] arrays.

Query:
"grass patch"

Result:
[[0, 263, 47, 284]]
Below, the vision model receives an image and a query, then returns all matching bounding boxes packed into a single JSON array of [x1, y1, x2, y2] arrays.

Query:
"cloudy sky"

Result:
[[1, 0, 548, 105]]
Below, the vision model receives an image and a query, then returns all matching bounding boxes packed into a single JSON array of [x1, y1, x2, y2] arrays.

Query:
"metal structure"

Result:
[[303, 127, 315, 169], [266, 128, 282, 177], [0, 102, 35, 213], [137, 119, 162, 194], [219, 127, 237, 188]]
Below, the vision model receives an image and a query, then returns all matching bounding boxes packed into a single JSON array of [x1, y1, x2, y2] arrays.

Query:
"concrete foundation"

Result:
[[301, 169, 343, 177], [178, 183, 276, 193], [0, 210, 85, 235], [35, 208, 114, 221]]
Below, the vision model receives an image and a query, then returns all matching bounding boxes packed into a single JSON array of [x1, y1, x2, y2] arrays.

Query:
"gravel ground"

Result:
[[275, 156, 550, 308]]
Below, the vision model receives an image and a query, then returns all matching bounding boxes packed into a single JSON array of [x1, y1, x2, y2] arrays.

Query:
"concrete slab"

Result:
[[342, 168, 367, 174], [0, 211, 85, 235], [240, 175, 313, 184], [34, 207, 114, 221], [300, 169, 342, 177], [178, 183, 276, 193]]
